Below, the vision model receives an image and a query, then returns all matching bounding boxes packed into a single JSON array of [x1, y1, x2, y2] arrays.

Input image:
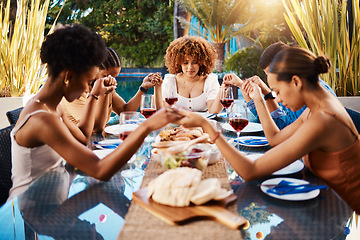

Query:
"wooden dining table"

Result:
[[0, 119, 354, 240]]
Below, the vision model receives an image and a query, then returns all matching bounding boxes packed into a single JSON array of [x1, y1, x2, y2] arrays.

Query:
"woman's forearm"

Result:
[[252, 97, 280, 144], [207, 91, 223, 113], [154, 85, 163, 110]]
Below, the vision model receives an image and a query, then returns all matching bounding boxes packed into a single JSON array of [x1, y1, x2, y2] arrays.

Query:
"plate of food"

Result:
[[156, 126, 205, 142], [260, 177, 321, 201], [247, 154, 304, 175], [222, 122, 263, 134]]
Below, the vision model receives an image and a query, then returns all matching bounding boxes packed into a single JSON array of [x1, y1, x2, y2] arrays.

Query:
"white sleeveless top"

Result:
[[8, 110, 63, 200], [162, 73, 220, 112]]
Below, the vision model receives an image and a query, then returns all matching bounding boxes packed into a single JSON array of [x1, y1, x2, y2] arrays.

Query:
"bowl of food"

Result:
[[208, 144, 221, 164], [158, 143, 211, 171]]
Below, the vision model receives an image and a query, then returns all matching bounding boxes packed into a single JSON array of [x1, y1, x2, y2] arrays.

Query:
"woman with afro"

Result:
[[161, 36, 224, 113], [7, 24, 182, 200]]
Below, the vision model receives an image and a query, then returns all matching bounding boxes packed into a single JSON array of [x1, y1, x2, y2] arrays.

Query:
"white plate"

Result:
[[222, 122, 263, 133], [232, 136, 269, 147], [104, 124, 139, 135], [94, 139, 123, 149], [260, 177, 320, 201], [93, 149, 115, 158], [273, 160, 304, 175], [247, 154, 304, 175]]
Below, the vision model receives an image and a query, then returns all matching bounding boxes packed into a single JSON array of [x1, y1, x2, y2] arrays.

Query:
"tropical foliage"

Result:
[[48, 0, 174, 67], [0, 0, 55, 97], [224, 47, 266, 80], [178, 0, 292, 72], [283, 0, 360, 96], [178, 0, 255, 72]]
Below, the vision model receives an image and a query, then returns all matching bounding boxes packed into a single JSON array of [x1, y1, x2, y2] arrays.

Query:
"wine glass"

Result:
[[140, 94, 157, 159], [120, 112, 144, 183], [220, 86, 234, 118], [164, 87, 178, 107], [140, 94, 156, 119], [229, 100, 249, 150], [119, 111, 140, 140]]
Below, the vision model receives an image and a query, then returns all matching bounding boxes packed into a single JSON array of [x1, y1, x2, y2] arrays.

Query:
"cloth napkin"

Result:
[[266, 180, 327, 195], [93, 141, 121, 149], [235, 138, 268, 146]]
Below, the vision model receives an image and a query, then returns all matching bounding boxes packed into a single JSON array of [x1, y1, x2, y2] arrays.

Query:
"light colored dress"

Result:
[[303, 111, 360, 214], [162, 73, 219, 112], [8, 110, 63, 200]]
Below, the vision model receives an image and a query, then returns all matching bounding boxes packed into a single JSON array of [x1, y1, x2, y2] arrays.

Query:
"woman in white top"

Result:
[[161, 36, 224, 113], [8, 24, 182, 200]]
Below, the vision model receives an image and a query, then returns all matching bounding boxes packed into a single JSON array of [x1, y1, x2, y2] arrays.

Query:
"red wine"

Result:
[[141, 108, 156, 118], [229, 118, 249, 132], [119, 131, 132, 140], [165, 97, 178, 105], [220, 98, 234, 109]]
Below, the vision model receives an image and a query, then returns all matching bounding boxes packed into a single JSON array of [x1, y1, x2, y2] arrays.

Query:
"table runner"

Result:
[[118, 157, 244, 240]]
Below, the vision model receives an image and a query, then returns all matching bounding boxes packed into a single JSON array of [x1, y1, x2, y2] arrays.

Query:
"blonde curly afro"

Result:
[[165, 36, 217, 76]]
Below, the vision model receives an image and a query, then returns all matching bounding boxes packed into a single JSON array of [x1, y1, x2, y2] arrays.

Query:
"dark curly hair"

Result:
[[164, 36, 217, 75], [40, 24, 107, 78], [269, 47, 331, 86]]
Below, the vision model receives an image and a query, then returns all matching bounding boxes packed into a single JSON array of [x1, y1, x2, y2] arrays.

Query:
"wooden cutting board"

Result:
[[132, 188, 248, 230]]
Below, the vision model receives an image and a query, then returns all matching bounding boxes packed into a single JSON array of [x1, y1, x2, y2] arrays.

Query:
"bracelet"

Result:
[[88, 93, 99, 100], [139, 86, 149, 93], [209, 131, 221, 144]]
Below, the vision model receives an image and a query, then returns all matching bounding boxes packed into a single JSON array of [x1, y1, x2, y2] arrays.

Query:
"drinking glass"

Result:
[[140, 94, 157, 159], [229, 100, 249, 150], [140, 94, 156, 119], [119, 111, 140, 140], [120, 112, 144, 180], [164, 87, 178, 106], [220, 86, 234, 118]]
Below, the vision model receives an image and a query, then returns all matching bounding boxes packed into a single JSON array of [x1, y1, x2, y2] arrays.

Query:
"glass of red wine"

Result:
[[119, 112, 144, 179], [229, 100, 249, 150], [140, 94, 156, 119], [164, 87, 178, 107], [220, 86, 234, 118]]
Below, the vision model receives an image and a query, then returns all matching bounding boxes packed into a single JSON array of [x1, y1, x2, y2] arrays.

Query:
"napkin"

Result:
[[93, 141, 121, 149], [235, 138, 268, 146], [266, 180, 327, 195]]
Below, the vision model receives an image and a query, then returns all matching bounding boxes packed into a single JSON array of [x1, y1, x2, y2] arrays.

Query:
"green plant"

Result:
[[283, 0, 360, 96], [224, 46, 266, 80], [0, 0, 54, 97], [77, 0, 173, 68]]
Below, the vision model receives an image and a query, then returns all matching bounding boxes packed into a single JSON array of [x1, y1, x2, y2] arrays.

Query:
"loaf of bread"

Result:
[[147, 168, 233, 207]]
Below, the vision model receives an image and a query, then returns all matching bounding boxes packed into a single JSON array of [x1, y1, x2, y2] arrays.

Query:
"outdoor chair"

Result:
[[0, 124, 14, 206], [6, 107, 23, 125], [346, 107, 360, 134]]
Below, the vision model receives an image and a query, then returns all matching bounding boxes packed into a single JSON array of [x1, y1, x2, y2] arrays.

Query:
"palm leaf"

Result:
[[283, 0, 360, 96]]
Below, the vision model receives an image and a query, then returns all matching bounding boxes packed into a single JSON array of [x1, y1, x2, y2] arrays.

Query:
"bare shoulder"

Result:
[[15, 111, 66, 147]]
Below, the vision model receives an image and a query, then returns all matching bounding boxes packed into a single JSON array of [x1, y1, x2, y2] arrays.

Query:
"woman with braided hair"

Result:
[[61, 47, 163, 132]]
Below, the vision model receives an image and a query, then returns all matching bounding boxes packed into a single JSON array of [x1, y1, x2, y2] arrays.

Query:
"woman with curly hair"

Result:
[[176, 47, 360, 214], [161, 36, 224, 113], [60, 47, 163, 133], [7, 24, 182, 200]]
